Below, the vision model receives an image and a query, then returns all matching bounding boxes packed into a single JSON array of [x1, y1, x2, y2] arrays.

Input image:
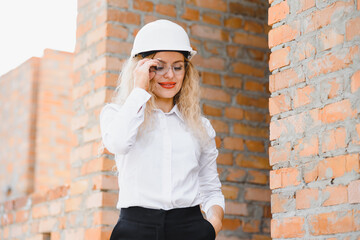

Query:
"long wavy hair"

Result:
[[112, 54, 208, 142]]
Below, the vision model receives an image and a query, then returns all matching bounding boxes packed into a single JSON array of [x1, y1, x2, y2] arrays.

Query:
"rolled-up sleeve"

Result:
[[198, 118, 225, 217], [99, 88, 151, 155]]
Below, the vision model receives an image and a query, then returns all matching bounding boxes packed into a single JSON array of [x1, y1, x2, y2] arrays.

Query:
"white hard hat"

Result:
[[131, 19, 197, 60]]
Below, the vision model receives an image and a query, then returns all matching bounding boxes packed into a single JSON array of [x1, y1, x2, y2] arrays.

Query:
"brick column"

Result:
[[268, 0, 360, 238]]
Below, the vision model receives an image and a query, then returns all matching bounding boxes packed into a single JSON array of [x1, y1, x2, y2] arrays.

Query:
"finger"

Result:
[[149, 71, 156, 80]]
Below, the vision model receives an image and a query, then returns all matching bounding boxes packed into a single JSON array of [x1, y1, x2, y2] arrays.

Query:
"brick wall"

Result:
[[0, 50, 74, 202], [0, 57, 39, 202], [34, 49, 74, 192], [268, 0, 360, 238], [74, 0, 271, 239]]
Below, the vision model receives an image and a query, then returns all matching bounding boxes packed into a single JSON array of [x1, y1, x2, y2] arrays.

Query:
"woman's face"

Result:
[[150, 51, 186, 100]]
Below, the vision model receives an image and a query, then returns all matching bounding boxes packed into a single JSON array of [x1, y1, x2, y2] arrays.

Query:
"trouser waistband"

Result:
[[120, 205, 203, 225]]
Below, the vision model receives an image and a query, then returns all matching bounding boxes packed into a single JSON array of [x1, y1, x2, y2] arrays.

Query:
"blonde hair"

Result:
[[112, 54, 209, 142]]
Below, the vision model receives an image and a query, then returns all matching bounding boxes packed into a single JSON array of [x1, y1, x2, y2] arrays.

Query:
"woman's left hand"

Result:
[[207, 205, 224, 236], [208, 217, 222, 236]]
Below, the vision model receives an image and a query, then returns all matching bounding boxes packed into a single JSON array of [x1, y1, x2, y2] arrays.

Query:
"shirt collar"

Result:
[[154, 104, 184, 122], [169, 104, 184, 122]]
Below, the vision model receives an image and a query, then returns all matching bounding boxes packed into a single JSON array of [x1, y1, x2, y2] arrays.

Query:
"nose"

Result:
[[163, 66, 174, 78]]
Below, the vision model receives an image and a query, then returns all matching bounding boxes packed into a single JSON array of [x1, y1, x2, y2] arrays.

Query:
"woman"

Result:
[[100, 19, 225, 240]]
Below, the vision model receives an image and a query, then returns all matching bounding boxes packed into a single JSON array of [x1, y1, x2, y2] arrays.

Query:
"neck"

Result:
[[155, 97, 174, 113]]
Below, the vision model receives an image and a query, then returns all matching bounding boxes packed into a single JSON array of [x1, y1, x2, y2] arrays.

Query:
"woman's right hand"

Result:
[[133, 58, 159, 91]]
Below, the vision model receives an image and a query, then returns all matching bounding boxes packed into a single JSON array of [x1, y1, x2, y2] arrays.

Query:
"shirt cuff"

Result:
[[122, 87, 151, 116], [203, 198, 225, 219]]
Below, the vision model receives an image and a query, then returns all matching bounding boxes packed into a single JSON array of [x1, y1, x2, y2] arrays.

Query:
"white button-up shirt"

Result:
[[100, 88, 225, 216]]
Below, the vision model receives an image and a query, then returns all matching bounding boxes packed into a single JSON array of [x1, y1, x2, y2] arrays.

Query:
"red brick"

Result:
[[271, 193, 293, 213], [307, 45, 359, 79], [245, 140, 265, 153], [269, 94, 291, 115], [107, 0, 128, 8], [293, 85, 315, 108], [305, 1, 354, 33], [202, 12, 221, 26], [245, 188, 270, 202], [181, 7, 199, 21], [317, 154, 359, 180], [247, 170, 268, 185], [351, 70, 360, 93], [244, 110, 265, 122], [81, 157, 115, 175], [225, 107, 244, 120], [70, 180, 88, 195], [224, 17, 243, 28], [210, 119, 229, 133], [190, 24, 229, 41], [233, 32, 268, 49], [318, 27, 344, 51], [243, 219, 261, 233], [297, 0, 315, 13], [243, 20, 264, 34], [270, 168, 300, 189], [200, 87, 231, 103], [234, 123, 268, 138], [217, 152, 233, 165], [65, 197, 82, 212], [86, 192, 118, 208], [222, 185, 239, 200], [32, 205, 49, 219], [269, 47, 290, 71], [230, 2, 266, 17], [106, 9, 141, 25], [224, 137, 244, 150], [269, 142, 291, 165], [186, 0, 227, 12], [268, 23, 299, 48], [236, 155, 271, 170], [224, 75, 242, 88], [322, 185, 347, 206], [348, 180, 360, 203], [202, 72, 221, 86], [294, 135, 319, 158], [244, 81, 264, 92], [192, 55, 225, 70], [15, 210, 29, 223], [133, 0, 153, 12], [321, 99, 356, 123], [237, 94, 268, 109], [233, 61, 265, 77], [222, 218, 242, 231], [203, 104, 222, 117], [226, 168, 246, 182], [321, 127, 347, 153], [296, 188, 319, 209], [268, 1, 290, 25], [309, 210, 356, 235], [224, 201, 248, 216], [93, 210, 118, 225], [96, 39, 132, 56], [155, 4, 177, 17], [271, 217, 305, 238], [269, 68, 305, 92]]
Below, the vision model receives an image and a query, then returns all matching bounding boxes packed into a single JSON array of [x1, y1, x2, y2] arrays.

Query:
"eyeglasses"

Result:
[[149, 61, 187, 76]]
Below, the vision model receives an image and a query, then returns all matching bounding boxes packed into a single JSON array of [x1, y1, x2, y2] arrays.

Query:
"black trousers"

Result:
[[109, 205, 216, 240]]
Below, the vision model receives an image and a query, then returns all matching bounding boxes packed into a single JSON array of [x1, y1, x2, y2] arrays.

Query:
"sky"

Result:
[[0, 0, 77, 77]]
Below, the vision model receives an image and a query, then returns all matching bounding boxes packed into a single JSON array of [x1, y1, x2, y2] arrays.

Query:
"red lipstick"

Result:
[[159, 82, 176, 89]]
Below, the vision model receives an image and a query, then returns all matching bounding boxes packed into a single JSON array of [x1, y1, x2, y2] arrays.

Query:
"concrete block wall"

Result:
[[268, 0, 360, 238]]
